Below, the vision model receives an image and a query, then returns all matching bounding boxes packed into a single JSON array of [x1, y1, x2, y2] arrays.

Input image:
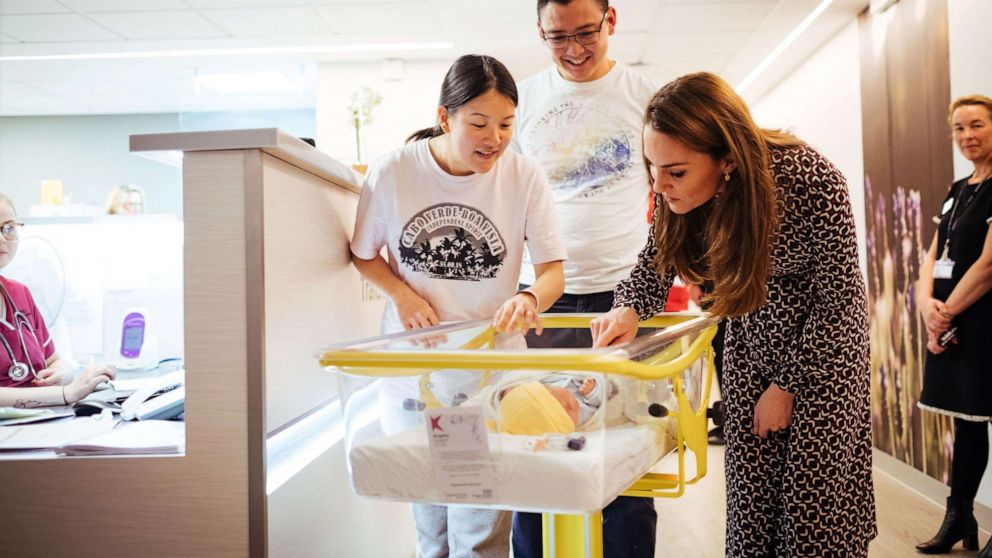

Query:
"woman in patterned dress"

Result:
[[590, 72, 876, 557], [915, 95, 992, 557]]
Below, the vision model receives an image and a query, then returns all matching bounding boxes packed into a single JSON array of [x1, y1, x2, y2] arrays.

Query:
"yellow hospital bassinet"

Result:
[[319, 312, 723, 558]]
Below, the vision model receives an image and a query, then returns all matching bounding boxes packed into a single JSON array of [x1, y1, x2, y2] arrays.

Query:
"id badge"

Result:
[[934, 258, 955, 279]]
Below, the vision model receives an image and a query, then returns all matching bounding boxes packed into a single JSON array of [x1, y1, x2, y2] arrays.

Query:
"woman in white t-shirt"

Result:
[[351, 54, 566, 558]]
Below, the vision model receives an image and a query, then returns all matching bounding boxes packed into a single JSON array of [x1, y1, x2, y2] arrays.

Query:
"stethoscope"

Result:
[[0, 280, 43, 382]]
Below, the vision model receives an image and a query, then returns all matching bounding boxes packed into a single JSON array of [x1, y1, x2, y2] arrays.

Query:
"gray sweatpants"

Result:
[[412, 503, 511, 558]]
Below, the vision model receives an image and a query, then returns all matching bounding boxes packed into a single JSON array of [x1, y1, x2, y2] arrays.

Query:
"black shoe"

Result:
[[979, 534, 992, 558], [707, 426, 725, 445], [915, 497, 979, 554]]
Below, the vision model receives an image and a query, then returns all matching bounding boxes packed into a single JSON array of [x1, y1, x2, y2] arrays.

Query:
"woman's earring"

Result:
[[724, 171, 731, 182]]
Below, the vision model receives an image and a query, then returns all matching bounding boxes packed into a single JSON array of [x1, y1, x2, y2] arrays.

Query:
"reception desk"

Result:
[[0, 129, 414, 556]]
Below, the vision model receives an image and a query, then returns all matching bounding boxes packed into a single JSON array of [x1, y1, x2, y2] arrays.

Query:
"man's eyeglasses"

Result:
[[1, 222, 24, 241], [542, 11, 608, 49]]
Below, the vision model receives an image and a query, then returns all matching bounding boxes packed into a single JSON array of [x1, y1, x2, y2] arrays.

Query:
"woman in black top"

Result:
[[916, 95, 992, 557]]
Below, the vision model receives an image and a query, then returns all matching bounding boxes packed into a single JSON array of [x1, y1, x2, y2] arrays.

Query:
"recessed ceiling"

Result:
[[0, 0, 869, 116]]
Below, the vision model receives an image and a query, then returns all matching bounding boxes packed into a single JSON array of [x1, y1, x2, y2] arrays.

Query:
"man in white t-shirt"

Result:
[[511, 1, 658, 557]]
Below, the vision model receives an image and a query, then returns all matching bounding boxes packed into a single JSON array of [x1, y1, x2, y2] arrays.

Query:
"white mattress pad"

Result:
[[349, 422, 676, 513]]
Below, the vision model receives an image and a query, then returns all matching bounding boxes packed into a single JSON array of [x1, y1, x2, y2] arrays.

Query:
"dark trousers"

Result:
[[513, 287, 658, 558]]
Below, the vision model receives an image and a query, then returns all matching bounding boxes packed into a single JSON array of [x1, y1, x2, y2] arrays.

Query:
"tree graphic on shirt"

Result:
[[398, 226, 504, 281]]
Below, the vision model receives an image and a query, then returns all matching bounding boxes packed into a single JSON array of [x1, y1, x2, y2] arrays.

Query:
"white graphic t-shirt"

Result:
[[513, 63, 656, 294], [352, 138, 566, 335]]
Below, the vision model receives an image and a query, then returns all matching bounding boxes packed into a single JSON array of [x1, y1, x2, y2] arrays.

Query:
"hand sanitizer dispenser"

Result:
[[106, 306, 158, 370]]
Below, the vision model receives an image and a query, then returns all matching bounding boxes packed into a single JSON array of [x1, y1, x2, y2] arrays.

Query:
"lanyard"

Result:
[[941, 178, 988, 259]]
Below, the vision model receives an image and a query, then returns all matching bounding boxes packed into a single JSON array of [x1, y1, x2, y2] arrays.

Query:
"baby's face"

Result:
[[547, 386, 580, 426]]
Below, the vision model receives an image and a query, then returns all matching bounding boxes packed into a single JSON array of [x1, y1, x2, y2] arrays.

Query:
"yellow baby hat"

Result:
[[498, 381, 575, 436]]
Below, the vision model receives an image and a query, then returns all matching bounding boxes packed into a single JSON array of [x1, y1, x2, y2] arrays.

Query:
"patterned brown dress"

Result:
[[614, 144, 877, 557]]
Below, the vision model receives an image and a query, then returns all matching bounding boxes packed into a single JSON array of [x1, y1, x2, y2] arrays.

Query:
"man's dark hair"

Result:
[[537, 0, 609, 18]]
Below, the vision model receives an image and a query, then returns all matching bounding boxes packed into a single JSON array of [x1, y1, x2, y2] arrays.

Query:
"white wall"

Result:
[[750, 19, 868, 279], [947, 0, 992, 511], [316, 60, 452, 166], [948, 0, 992, 178], [0, 113, 182, 215], [0, 109, 317, 217]]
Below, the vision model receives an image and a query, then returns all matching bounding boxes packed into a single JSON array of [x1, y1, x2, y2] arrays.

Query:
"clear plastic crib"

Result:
[[319, 313, 722, 558]]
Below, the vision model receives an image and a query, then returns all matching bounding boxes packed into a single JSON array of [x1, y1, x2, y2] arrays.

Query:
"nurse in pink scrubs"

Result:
[[0, 192, 115, 407]]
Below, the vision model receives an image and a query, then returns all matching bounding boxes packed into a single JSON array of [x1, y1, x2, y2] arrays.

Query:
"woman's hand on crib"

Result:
[[590, 307, 639, 348], [395, 290, 440, 330], [493, 292, 542, 335], [752, 383, 794, 439]]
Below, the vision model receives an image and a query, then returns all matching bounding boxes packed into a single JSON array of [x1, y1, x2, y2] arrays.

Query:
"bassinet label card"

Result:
[[425, 405, 497, 502]]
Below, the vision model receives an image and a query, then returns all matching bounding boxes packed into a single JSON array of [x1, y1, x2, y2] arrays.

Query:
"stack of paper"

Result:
[[57, 420, 185, 456], [0, 416, 117, 450], [0, 407, 74, 427]]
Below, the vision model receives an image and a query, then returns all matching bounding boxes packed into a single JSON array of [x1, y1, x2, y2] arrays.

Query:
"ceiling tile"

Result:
[[0, 14, 122, 41], [643, 30, 752, 58], [660, 54, 731, 76], [0, 0, 71, 15], [309, 0, 421, 4], [314, 2, 436, 34], [0, 80, 61, 97], [186, 0, 309, 7], [59, 0, 190, 12], [610, 0, 664, 33], [86, 11, 227, 40], [667, 0, 780, 3], [654, 2, 777, 32], [0, 33, 20, 43], [203, 7, 330, 37], [607, 32, 651, 64]]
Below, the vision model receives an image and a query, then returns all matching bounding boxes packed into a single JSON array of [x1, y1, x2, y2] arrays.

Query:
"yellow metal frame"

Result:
[[319, 313, 718, 558]]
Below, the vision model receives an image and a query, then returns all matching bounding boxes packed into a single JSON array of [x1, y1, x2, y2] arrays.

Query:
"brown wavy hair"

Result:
[[644, 72, 802, 317]]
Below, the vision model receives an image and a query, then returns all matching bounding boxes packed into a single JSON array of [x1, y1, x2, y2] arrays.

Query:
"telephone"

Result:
[[120, 370, 185, 421]]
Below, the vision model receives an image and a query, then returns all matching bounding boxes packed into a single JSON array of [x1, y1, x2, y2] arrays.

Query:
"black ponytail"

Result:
[[406, 54, 518, 144], [407, 124, 445, 143]]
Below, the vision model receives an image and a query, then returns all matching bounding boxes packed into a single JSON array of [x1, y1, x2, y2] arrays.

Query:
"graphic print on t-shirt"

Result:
[[525, 101, 634, 201], [398, 203, 506, 281]]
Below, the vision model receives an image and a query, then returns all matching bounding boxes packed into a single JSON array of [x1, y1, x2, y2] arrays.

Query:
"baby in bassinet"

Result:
[[480, 372, 667, 436]]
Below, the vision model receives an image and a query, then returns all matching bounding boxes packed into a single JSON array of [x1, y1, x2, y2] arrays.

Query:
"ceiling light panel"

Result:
[[195, 71, 300, 94], [85, 11, 227, 40], [0, 14, 122, 41]]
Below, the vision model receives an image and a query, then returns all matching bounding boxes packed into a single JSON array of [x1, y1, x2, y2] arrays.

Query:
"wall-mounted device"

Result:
[[120, 310, 146, 360], [103, 289, 179, 371], [104, 303, 158, 370]]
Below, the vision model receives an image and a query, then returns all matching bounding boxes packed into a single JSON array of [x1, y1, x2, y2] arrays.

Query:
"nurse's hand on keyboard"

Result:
[[64, 363, 117, 404]]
